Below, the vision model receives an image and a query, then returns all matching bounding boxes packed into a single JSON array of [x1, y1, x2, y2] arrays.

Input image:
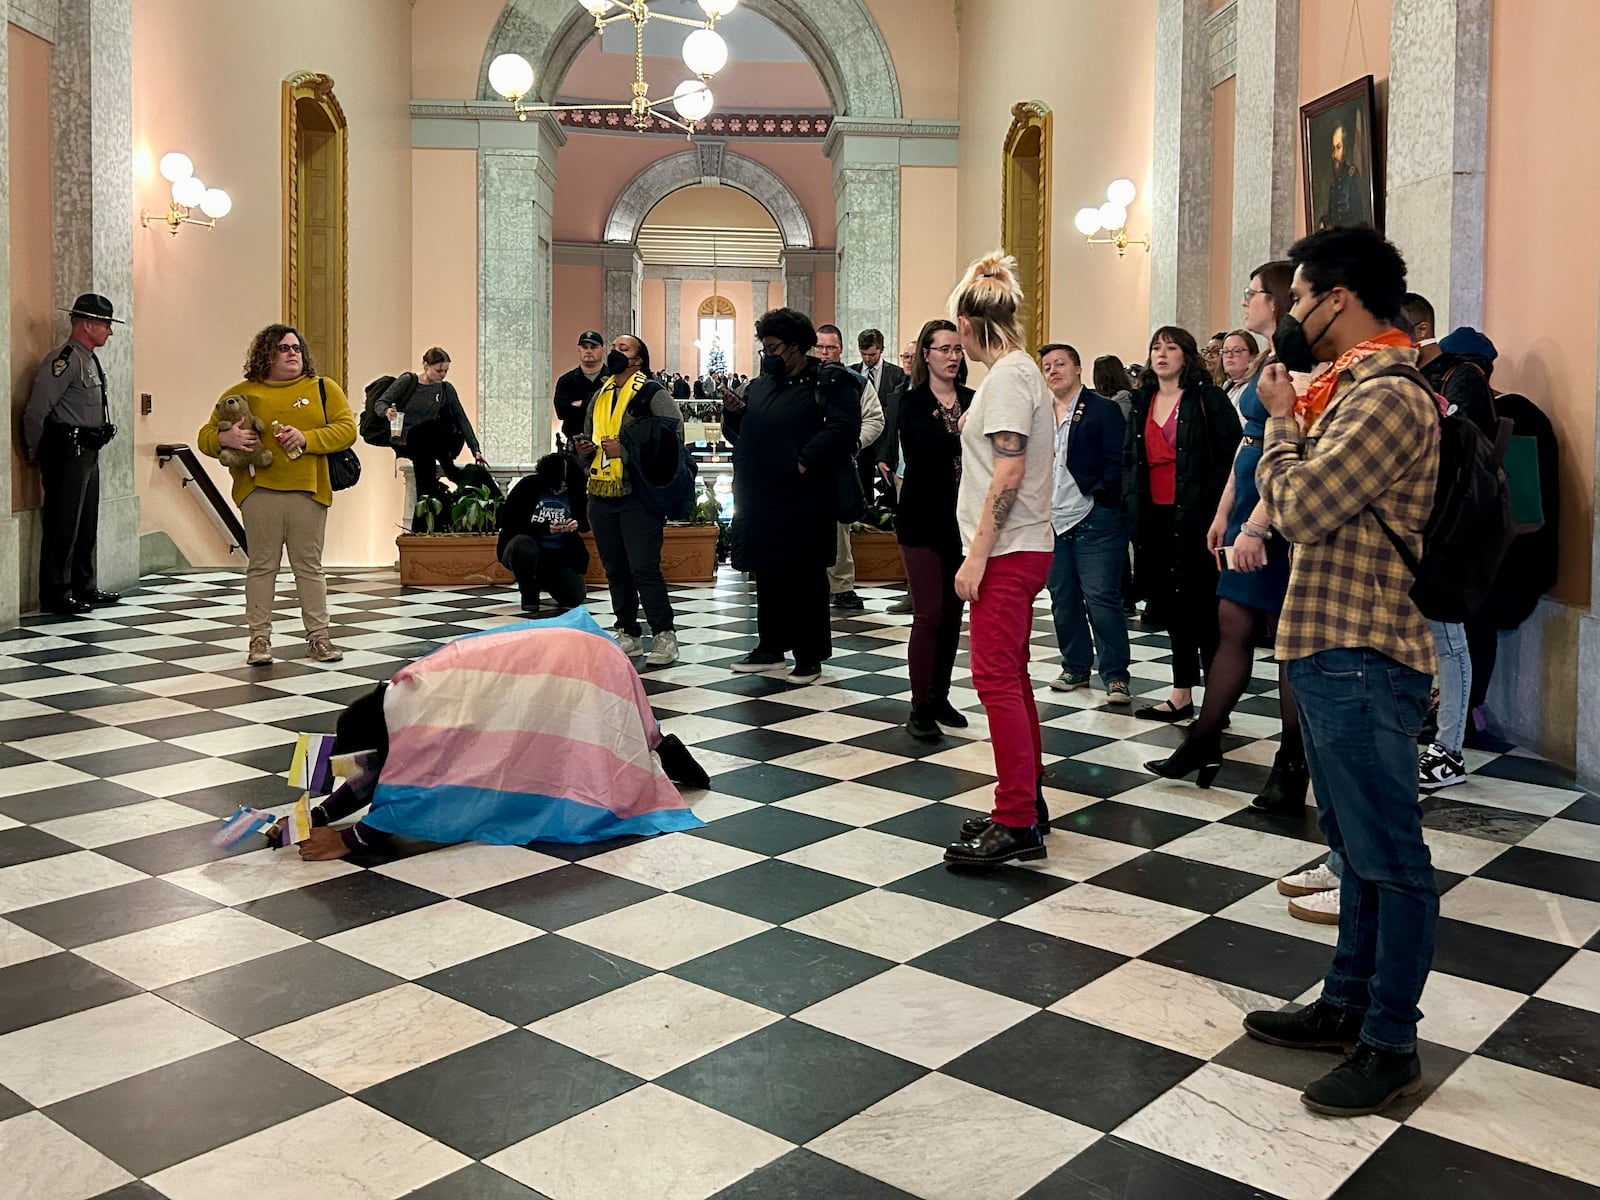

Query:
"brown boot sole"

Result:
[[1300, 1076, 1423, 1117], [1277, 880, 1335, 898]]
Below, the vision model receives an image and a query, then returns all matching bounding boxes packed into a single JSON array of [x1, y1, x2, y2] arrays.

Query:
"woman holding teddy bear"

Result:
[[198, 324, 357, 668]]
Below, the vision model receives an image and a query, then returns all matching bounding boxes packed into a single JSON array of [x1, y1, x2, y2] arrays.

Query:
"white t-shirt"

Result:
[[956, 349, 1056, 556]]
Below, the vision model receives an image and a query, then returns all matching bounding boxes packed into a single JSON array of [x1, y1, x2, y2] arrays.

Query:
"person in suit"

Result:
[[853, 328, 908, 506]]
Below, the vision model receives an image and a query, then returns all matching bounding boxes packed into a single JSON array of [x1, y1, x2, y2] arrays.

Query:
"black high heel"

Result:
[[1251, 749, 1310, 812], [1145, 731, 1224, 788]]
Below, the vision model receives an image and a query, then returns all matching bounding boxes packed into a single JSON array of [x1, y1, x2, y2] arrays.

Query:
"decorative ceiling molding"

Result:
[[1206, 0, 1238, 86], [604, 148, 813, 249], [550, 108, 833, 139]]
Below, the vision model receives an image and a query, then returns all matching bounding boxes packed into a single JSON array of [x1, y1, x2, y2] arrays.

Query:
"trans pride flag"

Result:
[[363, 607, 704, 845]]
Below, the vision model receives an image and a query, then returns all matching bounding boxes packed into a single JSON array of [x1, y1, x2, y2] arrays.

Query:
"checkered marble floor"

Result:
[[1, 568, 1598, 1200]]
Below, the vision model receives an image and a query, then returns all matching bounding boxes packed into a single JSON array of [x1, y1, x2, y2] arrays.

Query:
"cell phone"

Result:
[[1215, 545, 1235, 570]]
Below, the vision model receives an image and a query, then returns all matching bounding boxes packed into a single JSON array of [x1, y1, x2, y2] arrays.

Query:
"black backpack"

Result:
[[1369, 363, 1516, 624], [360, 373, 416, 447]]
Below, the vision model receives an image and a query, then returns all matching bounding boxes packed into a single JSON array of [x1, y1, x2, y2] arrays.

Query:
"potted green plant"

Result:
[[396, 484, 511, 586]]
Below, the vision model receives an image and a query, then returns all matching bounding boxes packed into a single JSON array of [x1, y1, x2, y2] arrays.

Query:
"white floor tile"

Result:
[[1004, 882, 1206, 956], [0, 1111, 133, 1200], [0, 917, 60, 969], [161, 848, 361, 905], [1535, 949, 1600, 1014], [582, 835, 763, 892], [1054, 960, 1282, 1055], [561, 893, 770, 969], [35, 798, 217, 850], [0, 851, 148, 915], [76, 907, 306, 990], [785, 889, 988, 961], [371, 842, 566, 897], [777, 829, 946, 887], [109, 757, 267, 798], [1439, 877, 1600, 947], [321, 899, 541, 979]]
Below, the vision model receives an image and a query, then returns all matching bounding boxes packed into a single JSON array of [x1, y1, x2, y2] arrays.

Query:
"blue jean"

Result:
[[1428, 620, 1471, 754], [1288, 648, 1436, 1054], [1047, 505, 1130, 686]]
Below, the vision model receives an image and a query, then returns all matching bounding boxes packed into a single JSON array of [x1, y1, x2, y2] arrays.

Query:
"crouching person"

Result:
[[499, 452, 590, 614]]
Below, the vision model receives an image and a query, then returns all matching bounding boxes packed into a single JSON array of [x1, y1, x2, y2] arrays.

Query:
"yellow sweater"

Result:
[[196, 376, 357, 508]]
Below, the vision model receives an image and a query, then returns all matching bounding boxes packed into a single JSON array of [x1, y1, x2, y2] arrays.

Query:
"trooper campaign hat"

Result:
[[61, 293, 127, 324]]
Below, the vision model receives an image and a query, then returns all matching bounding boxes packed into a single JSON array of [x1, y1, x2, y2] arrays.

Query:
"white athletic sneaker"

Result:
[[1288, 888, 1341, 925], [613, 629, 643, 656], [645, 630, 679, 666], [1277, 861, 1340, 897]]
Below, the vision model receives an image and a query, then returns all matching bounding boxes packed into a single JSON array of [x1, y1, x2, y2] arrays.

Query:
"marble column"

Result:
[[823, 120, 909, 349], [1386, 0, 1489, 329], [1231, 0, 1298, 297], [0, 0, 16, 626], [601, 246, 642, 342], [1149, 0, 1214, 333], [782, 251, 826, 322], [478, 114, 563, 468], [662, 276, 682, 373], [49, 0, 138, 600]]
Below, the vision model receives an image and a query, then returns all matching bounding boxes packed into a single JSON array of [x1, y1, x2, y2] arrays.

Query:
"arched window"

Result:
[[282, 72, 349, 388], [1002, 101, 1052, 354], [696, 295, 736, 378]]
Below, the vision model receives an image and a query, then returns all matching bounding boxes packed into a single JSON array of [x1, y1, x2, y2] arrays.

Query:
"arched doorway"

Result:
[[1003, 101, 1052, 354], [282, 72, 348, 388]]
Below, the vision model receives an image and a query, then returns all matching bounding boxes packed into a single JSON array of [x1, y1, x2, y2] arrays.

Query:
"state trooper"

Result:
[[21, 293, 124, 616]]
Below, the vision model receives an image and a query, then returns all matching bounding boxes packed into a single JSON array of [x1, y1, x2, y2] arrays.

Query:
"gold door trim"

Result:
[[1002, 100, 1052, 353], [282, 71, 349, 388]]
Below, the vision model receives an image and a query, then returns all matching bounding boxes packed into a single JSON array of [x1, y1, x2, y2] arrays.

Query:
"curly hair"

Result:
[[242, 324, 316, 382], [754, 307, 818, 354]]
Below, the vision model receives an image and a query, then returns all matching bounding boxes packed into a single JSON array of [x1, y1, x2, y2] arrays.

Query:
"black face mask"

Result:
[[760, 351, 788, 377], [605, 349, 631, 376], [1272, 293, 1335, 373]]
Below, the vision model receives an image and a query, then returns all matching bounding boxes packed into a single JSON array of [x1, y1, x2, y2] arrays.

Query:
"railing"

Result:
[[155, 443, 247, 554]]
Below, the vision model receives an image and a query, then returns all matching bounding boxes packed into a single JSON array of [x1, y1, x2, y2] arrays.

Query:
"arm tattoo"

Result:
[[991, 430, 1028, 458], [991, 485, 1020, 528]]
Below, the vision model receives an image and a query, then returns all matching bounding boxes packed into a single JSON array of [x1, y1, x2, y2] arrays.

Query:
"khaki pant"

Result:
[[242, 488, 330, 638], [827, 521, 856, 594]]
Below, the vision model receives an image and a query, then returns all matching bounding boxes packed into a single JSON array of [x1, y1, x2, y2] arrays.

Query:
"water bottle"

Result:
[[272, 420, 303, 460]]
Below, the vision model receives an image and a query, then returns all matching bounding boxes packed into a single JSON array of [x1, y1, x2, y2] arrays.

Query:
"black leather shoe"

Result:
[[832, 590, 865, 611], [960, 785, 1052, 840], [1145, 731, 1224, 788], [906, 704, 942, 742], [43, 597, 93, 616], [74, 589, 121, 607], [1243, 999, 1364, 1051], [1133, 700, 1195, 722], [1252, 749, 1311, 813], [1302, 1043, 1423, 1116], [932, 698, 968, 729], [944, 820, 1046, 866]]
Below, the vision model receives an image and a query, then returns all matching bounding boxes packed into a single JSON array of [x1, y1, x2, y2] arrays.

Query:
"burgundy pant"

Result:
[[969, 550, 1052, 827], [900, 543, 963, 705]]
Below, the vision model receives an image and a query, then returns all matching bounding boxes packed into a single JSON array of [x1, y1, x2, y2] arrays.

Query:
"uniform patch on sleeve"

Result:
[[52, 354, 69, 377]]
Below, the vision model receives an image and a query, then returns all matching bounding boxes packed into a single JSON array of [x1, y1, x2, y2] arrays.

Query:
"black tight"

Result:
[[1192, 597, 1302, 758]]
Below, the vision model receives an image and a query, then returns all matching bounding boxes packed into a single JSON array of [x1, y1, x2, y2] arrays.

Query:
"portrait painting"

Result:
[[1301, 76, 1382, 233]]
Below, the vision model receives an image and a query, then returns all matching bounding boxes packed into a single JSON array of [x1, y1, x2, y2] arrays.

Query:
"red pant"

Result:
[[969, 550, 1052, 827]]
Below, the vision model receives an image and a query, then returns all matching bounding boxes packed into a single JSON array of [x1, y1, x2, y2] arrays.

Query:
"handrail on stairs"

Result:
[[155, 443, 247, 554]]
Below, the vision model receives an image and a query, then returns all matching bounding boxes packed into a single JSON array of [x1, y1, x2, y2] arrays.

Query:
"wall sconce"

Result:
[[1074, 178, 1149, 256], [140, 151, 232, 236]]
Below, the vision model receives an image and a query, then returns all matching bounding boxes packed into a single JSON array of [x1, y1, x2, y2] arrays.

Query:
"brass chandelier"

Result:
[[488, 0, 737, 137]]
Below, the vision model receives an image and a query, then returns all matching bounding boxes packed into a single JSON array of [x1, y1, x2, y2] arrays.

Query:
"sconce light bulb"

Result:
[[1074, 207, 1104, 236], [1098, 202, 1128, 232], [172, 175, 206, 208], [158, 151, 194, 183], [1106, 177, 1136, 207], [681, 27, 729, 78], [488, 53, 536, 102], [199, 188, 232, 219]]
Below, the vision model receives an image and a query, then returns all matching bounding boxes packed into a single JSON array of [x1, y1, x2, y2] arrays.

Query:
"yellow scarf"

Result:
[[588, 371, 645, 497]]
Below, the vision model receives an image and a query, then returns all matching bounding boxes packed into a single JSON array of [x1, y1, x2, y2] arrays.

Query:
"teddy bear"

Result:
[[214, 394, 275, 469]]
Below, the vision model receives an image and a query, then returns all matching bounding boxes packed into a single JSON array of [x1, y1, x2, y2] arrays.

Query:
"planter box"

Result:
[[850, 531, 905, 584], [398, 526, 720, 589]]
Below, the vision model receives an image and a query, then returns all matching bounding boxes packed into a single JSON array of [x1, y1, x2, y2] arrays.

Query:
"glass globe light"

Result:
[[488, 53, 535, 101], [158, 152, 194, 183], [673, 80, 714, 123], [698, 0, 739, 17], [682, 27, 728, 77], [1098, 202, 1128, 231], [1106, 178, 1136, 207], [580, 0, 613, 14], [1074, 207, 1103, 236], [199, 188, 232, 219], [172, 176, 206, 208]]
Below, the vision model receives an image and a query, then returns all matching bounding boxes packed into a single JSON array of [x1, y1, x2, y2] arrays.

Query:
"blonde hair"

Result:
[[947, 251, 1025, 358]]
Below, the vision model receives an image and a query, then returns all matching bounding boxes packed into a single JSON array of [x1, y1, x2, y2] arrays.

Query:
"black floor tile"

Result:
[[869, 802, 986, 847], [671, 927, 893, 1015], [461, 864, 661, 930], [1142, 917, 1332, 999], [1041, 759, 1155, 799], [0, 745, 43, 770], [89, 663, 196, 685], [115, 710, 248, 743], [1086, 852, 1273, 914], [0, 826, 79, 869], [1432, 918, 1576, 994], [1331, 1125, 1600, 1200], [1027, 1135, 1281, 1199], [93, 821, 264, 876], [854, 760, 994, 801], [944, 1011, 1202, 1131], [0, 712, 100, 741], [1212, 1031, 1467, 1122], [696, 728, 830, 763], [0, 1083, 28, 1122], [838, 698, 925, 726], [1471, 754, 1581, 792], [418, 935, 652, 1025], [156, 943, 401, 1037], [689, 806, 852, 856], [841, 726, 954, 759], [659, 1020, 925, 1143], [1221, 803, 1326, 843], [909, 923, 1126, 1007], [0, 952, 144, 1035], [1054, 800, 1207, 848], [697, 699, 816, 727], [359, 1030, 641, 1158], [1477, 997, 1600, 1089], [834, 671, 914, 696], [883, 863, 1072, 917], [707, 764, 839, 803], [1478, 846, 1600, 904], [1038, 727, 1116, 760], [44, 1041, 340, 1177], [678, 859, 871, 924], [701, 673, 800, 698], [238, 871, 443, 938], [6, 878, 221, 949], [32, 684, 155, 710], [1420, 797, 1545, 844], [163, 773, 300, 818], [711, 1148, 920, 1200], [401, 1165, 552, 1200], [1561, 794, 1600, 825], [57, 742, 208, 778]]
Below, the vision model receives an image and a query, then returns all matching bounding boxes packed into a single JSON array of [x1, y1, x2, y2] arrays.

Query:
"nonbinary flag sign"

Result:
[[288, 733, 335, 792]]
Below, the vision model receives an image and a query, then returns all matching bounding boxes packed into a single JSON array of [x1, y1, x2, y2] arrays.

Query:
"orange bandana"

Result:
[[1294, 327, 1415, 432]]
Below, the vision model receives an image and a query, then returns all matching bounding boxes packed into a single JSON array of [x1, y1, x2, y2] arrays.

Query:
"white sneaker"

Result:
[[645, 630, 679, 666], [1277, 861, 1339, 897], [1287, 888, 1341, 925], [614, 629, 643, 656]]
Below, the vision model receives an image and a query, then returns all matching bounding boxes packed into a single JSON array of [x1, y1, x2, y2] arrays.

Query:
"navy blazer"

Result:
[[1059, 388, 1127, 507]]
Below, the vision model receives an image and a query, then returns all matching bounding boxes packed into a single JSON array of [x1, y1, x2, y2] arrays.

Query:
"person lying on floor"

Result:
[[286, 607, 711, 861]]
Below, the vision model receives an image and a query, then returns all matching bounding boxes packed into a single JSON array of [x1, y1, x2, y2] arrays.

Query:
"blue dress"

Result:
[[1215, 373, 1291, 613]]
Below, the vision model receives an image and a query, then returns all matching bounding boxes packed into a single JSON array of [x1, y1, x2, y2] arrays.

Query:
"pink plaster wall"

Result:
[[865, 0, 959, 120], [552, 264, 606, 369], [412, 0, 503, 98], [8, 23, 51, 516], [1208, 76, 1237, 339], [898, 166, 958, 352], [412, 148, 479, 447], [1295, 0, 1389, 239]]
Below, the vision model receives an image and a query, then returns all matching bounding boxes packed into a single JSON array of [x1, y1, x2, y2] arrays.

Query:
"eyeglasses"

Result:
[[1241, 287, 1268, 302], [927, 345, 965, 357], [1220, 348, 1253, 358], [276, 343, 303, 354]]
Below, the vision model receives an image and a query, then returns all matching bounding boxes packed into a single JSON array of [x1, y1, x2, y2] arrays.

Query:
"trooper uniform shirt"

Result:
[[23, 338, 111, 457]]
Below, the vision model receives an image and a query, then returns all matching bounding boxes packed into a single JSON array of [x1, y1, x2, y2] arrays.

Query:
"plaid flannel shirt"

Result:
[[1257, 344, 1439, 676]]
